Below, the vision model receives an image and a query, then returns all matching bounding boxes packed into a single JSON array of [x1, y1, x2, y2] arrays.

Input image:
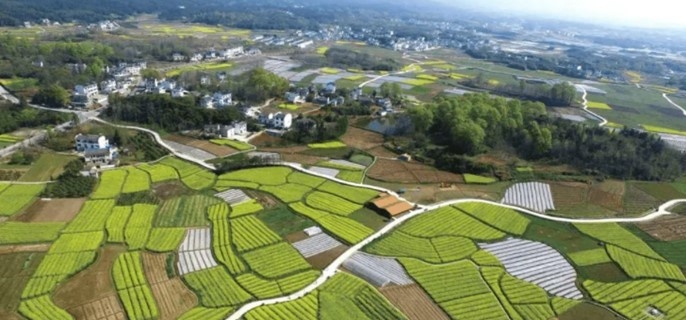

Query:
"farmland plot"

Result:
[[91, 170, 127, 199], [380, 284, 450, 320], [0, 184, 45, 216], [289, 202, 374, 244], [287, 171, 326, 188], [245, 291, 318, 320], [63, 199, 116, 233], [106, 206, 131, 243], [137, 163, 178, 183], [502, 182, 555, 213], [583, 279, 686, 319], [242, 242, 311, 278], [305, 191, 362, 216], [316, 181, 379, 204], [183, 267, 252, 308], [121, 167, 151, 194], [177, 228, 219, 275], [112, 252, 160, 320], [145, 228, 186, 252], [231, 215, 282, 252], [606, 245, 685, 281], [292, 233, 343, 258], [308, 166, 339, 178], [575, 223, 664, 260], [366, 231, 442, 263], [259, 184, 311, 203], [455, 202, 530, 235], [142, 253, 197, 320], [400, 206, 505, 240], [229, 200, 263, 218], [568, 248, 612, 266], [479, 238, 583, 299], [155, 194, 220, 227], [0, 222, 65, 244], [163, 140, 216, 161], [218, 167, 292, 186], [343, 252, 414, 287], [124, 204, 157, 250]]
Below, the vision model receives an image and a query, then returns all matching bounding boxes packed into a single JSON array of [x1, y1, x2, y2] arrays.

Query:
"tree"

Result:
[[141, 68, 163, 80], [32, 84, 69, 108], [407, 106, 434, 133]]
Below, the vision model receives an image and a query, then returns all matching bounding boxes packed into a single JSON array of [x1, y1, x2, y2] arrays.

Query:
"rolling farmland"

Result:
[[0, 184, 45, 216]]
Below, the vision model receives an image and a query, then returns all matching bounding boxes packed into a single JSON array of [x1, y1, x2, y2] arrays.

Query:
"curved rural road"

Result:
[[90, 117, 217, 171], [226, 162, 684, 320], [577, 86, 608, 127], [662, 93, 686, 117]]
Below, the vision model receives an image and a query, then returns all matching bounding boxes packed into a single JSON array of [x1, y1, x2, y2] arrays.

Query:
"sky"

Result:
[[446, 0, 686, 29]]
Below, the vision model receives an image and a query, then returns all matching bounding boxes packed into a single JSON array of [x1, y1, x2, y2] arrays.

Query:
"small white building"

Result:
[[296, 40, 314, 49], [172, 53, 186, 62], [223, 46, 244, 58], [75, 134, 110, 152], [83, 148, 116, 165], [213, 93, 233, 107], [100, 80, 117, 93], [205, 121, 248, 139], [172, 88, 188, 98], [74, 84, 99, 98], [285, 92, 305, 104], [273, 112, 293, 129]]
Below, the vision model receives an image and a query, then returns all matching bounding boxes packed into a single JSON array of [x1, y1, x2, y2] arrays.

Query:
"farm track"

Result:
[[577, 86, 609, 127], [663, 93, 686, 117]]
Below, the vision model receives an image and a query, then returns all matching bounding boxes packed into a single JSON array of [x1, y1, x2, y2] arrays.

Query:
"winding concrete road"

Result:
[[90, 117, 217, 171], [225, 162, 684, 320], [577, 86, 608, 127], [663, 93, 686, 117]]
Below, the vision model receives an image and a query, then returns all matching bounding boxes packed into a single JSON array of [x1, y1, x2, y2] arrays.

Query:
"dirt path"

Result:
[[662, 93, 686, 116]]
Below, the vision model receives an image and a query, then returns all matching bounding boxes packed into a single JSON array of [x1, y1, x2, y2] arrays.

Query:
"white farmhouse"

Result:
[[74, 84, 99, 98], [273, 113, 293, 129], [75, 134, 110, 152], [204, 121, 248, 139], [212, 93, 233, 107]]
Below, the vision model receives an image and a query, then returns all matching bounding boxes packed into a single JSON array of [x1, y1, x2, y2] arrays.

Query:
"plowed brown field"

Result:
[[380, 284, 449, 320], [142, 252, 197, 319]]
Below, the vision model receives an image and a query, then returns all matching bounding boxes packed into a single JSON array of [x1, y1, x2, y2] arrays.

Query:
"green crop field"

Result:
[[568, 248, 612, 266], [289, 202, 374, 244], [0, 184, 45, 216], [124, 204, 157, 250], [184, 267, 252, 307], [260, 183, 311, 203], [137, 163, 179, 183], [145, 227, 186, 252], [231, 215, 282, 252], [606, 245, 685, 281], [121, 167, 151, 194], [106, 206, 131, 243], [230, 200, 264, 218], [63, 199, 116, 233], [210, 139, 253, 151], [305, 191, 362, 216], [155, 194, 220, 227], [113, 251, 160, 320], [166, 62, 233, 77], [242, 242, 311, 278], [0, 222, 65, 245], [18, 153, 78, 182], [463, 174, 497, 184], [316, 181, 379, 204], [91, 169, 127, 199], [219, 167, 292, 186], [401, 206, 505, 240], [574, 223, 664, 260], [336, 170, 365, 183], [307, 141, 347, 149], [455, 203, 530, 236]]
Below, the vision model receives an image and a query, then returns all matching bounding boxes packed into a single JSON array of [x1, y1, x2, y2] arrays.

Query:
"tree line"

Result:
[[0, 101, 70, 134], [406, 93, 686, 181]]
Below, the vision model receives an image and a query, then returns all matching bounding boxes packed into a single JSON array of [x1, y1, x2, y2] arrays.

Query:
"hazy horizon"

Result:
[[440, 0, 686, 29]]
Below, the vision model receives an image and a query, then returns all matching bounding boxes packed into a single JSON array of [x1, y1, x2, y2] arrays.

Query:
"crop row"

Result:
[[455, 202, 530, 236], [209, 213, 246, 275], [230, 200, 263, 218], [236, 273, 283, 299], [336, 170, 365, 184], [500, 272, 549, 304], [113, 251, 160, 320], [400, 206, 504, 241], [231, 216, 281, 252], [91, 169, 127, 199], [289, 202, 373, 244], [366, 231, 442, 263], [245, 291, 318, 320], [316, 181, 378, 204], [567, 248, 612, 267], [606, 245, 685, 281], [122, 167, 151, 194], [63, 199, 116, 233], [18, 295, 72, 320], [611, 291, 686, 319], [48, 231, 104, 254], [259, 184, 311, 203], [106, 206, 132, 243], [137, 163, 179, 183], [0, 184, 45, 216], [218, 167, 292, 186], [583, 279, 674, 303], [0, 222, 65, 245], [319, 272, 406, 319], [287, 171, 325, 188], [125, 204, 157, 250], [574, 223, 664, 260], [160, 157, 205, 178], [23, 251, 96, 298], [182, 170, 216, 190], [156, 194, 220, 227], [178, 307, 233, 320], [214, 180, 260, 191], [400, 258, 489, 303], [242, 242, 311, 279], [184, 266, 252, 307], [145, 228, 186, 252], [480, 266, 522, 320], [305, 191, 361, 216], [513, 304, 555, 320]]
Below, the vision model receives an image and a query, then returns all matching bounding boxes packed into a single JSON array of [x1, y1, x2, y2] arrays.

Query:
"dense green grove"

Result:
[[406, 93, 686, 181], [466, 77, 577, 107], [42, 159, 96, 198], [0, 102, 70, 134]]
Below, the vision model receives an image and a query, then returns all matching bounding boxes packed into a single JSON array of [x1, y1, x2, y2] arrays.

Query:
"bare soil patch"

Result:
[[367, 159, 463, 184], [367, 145, 398, 158], [285, 231, 309, 243], [250, 133, 286, 148], [550, 182, 588, 208], [54, 246, 127, 318], [340, 127, 385, 151], [13, 198, 86, 222], [0, 252, 45, 316], [68, 295, 125, 320], [380, 284, 450, 320], [142, 252, 197, 319], [259, 145, 309, 154], [637, 215, 686, 241], [152, 181, 193, 200], [244, 190, 279, 209], [307, 245, 348, 269]]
